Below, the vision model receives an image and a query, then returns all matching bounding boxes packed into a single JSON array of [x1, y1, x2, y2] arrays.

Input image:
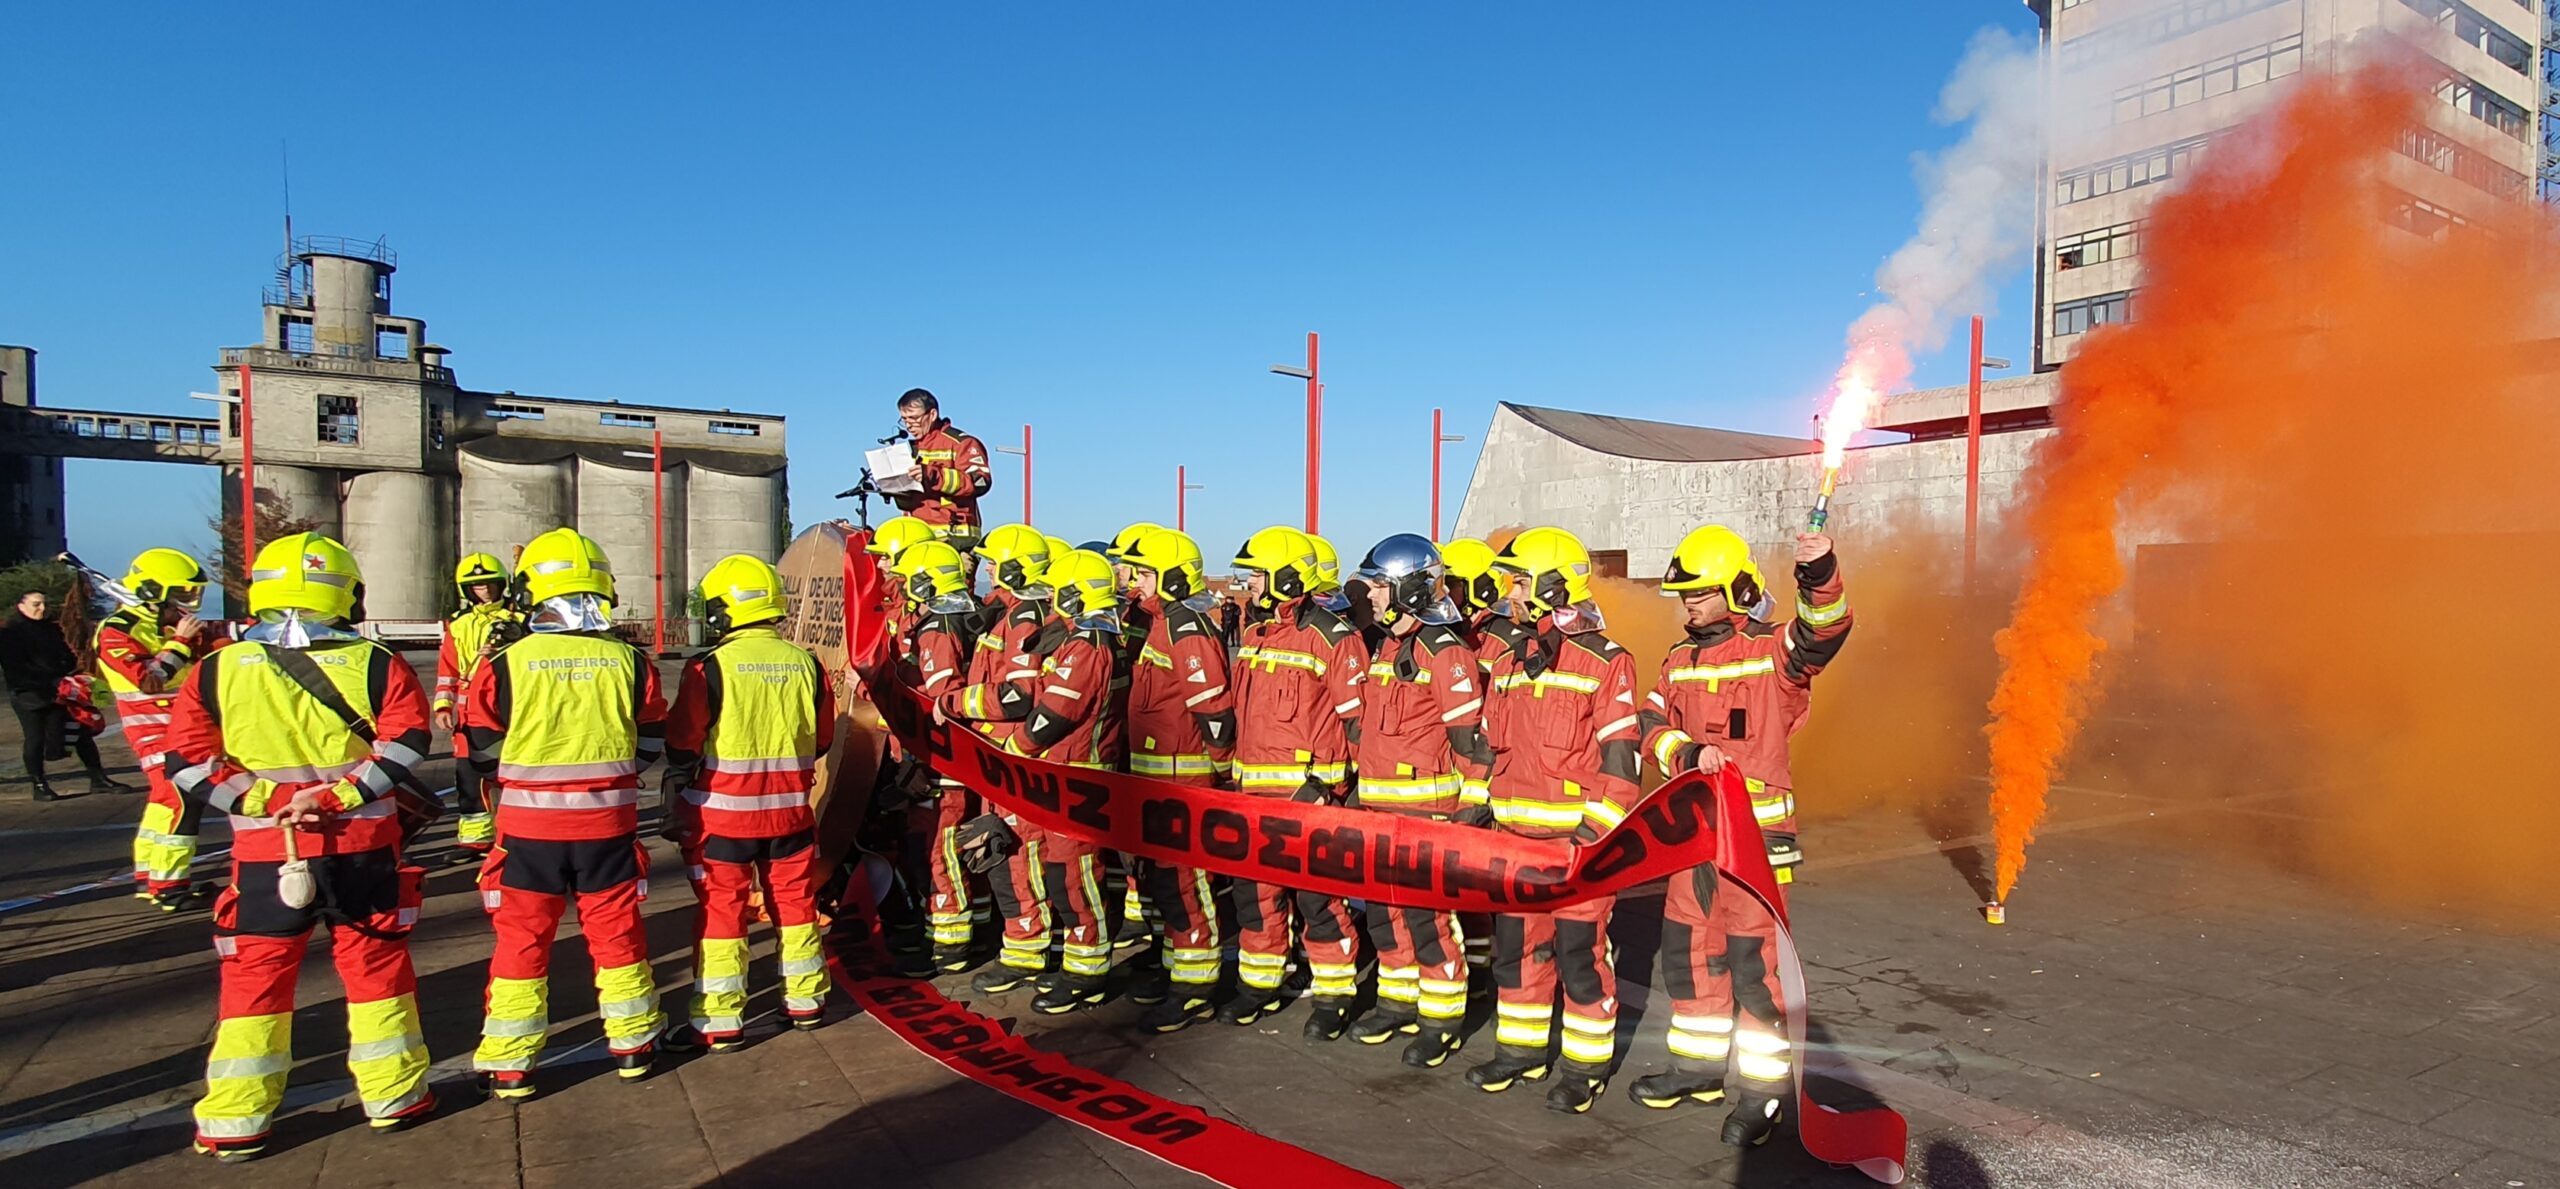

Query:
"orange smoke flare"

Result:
[[1980, 51, 2537, 902]]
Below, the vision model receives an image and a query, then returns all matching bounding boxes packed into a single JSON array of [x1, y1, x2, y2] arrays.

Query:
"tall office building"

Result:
[[2031, 0, 2550, 370]]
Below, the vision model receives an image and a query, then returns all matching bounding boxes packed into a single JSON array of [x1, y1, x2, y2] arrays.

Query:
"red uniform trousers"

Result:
[[120, 710, 199, 894], [906, 784, 977, 953], [1489, 893, 1619, 1077], [1660, 862, 1789, 1095], [688, 830, 826, 1040], [1129, 772, 1223, 992], [1364, 811, 1467, 1031], [1233, 786, 1363, 1004], [476, 834, 663, 1066], [989, 812, 1051, 973], [1041, 829, 1112, 984]]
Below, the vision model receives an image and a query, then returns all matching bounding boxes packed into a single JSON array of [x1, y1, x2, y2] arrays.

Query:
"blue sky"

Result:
[[4, 3, 2042, 575]]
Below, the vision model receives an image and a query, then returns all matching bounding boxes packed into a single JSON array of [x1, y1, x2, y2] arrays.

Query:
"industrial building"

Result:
[[2031, 0, 2552, 370], [0, 237, 790, 626]]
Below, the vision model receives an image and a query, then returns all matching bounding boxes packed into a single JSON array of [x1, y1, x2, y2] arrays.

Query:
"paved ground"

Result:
[[3, 696, 2556, 1188]]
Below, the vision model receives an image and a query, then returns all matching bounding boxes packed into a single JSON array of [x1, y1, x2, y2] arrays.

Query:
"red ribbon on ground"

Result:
[[825, 939, 1396, 1189], [835, 540, 1906, 1183]]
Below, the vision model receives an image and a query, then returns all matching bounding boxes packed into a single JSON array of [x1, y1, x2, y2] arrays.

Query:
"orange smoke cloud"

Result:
[[1983, 51, 2560, 914]]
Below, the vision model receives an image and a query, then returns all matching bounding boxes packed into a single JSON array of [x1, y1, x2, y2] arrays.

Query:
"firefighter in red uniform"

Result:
[[865, 515, 941, 649], [1465, 527, 1642, 1114], [1343, 534, 1491, 1067], [1117, 528, 1237, 1032], [1438, 535, 1515, 970], [890, 388, 993, 549], [942, 525, 1058, 993], [1103, 522, 1164, 951], [433, 552, 522, 861], [164, 533, 435, 1159], [1223, 525, 1369, 1038], [952, 548, 1125, 1015], [882, 540, 981, 973], [1628, 525, 1850, 1146], [467, 528, 670, 1098], [662, 553, 839, 1051], [96, 547, 220, 908]]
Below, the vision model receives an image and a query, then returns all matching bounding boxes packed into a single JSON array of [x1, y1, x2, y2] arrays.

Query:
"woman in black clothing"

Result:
[[1, 589, 125, 801]]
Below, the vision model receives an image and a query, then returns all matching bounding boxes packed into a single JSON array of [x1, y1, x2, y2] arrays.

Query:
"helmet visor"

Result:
[[528, 593, 614, 634], [242, 609, 359, 648]]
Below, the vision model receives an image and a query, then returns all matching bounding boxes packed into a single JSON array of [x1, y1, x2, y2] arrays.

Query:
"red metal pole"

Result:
[[1430, 407, 1445, 542], [1021, 424, 1034, 526], [1305, 332, 1321, 534], [1177, 464, 1187, 532], [237, 364, 256, 595], [1965, 314, 1984, 593], [651, 428, 665, 655]]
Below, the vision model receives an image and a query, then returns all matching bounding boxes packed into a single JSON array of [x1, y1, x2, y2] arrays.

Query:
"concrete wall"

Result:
[[574, 459, 687, 624], [0, 345, 67, 562], [458, 452, 574, 562], [685, 467, 786, 580], [1451, 403, 2048, 577], [341, 470, 452, 620], [225, 369, 432, 473], [252, 464, 344, 538]]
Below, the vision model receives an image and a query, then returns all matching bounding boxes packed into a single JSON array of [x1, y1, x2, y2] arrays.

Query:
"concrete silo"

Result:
[[684, 462, 787, 580], [341, 470, 454, 621], [574, 454, 686, 624], [458, 447, 575, 563]]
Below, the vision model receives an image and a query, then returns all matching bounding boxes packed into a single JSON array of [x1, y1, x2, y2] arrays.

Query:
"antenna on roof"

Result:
[[277, 141, 295, 294]]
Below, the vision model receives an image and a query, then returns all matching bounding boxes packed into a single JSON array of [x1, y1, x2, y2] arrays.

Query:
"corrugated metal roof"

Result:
[[1502, 402, 1813, 462]]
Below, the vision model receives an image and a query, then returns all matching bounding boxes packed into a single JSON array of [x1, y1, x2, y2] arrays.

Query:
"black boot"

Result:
[[1124, 967, 1170, 1007], [1545, 1071, 1608, 1114], [970, 966, 1039, 995], [1629, 1068, 1727, 1109], [1301, 1003, 1352, 1042], [478, 1070, 535, 1101], [1218, 989, 1281, 1027], [31, 779, 59, 803], [933, 946, 981, 975], [1722, 1090, 1785, 1147], [1464, 1050, 1552, 1093], [1401, 1027, 1462, 1069], [1348, 1010, 1418, 1046], [614, 1045, 656, 1081], [88, 773, 134, 795], [1138, 992, 1214, 1034], [1031, 977, 1108, 1015]]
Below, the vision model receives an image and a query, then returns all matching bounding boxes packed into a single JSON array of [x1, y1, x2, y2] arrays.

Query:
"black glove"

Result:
[[955, 813, 1021, 874], [1290, 777, 1335, 806], [1452, 804, 1496, 829]]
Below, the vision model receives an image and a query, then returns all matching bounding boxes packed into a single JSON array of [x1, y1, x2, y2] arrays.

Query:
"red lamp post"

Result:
[[1430, 407, 1467, 542]]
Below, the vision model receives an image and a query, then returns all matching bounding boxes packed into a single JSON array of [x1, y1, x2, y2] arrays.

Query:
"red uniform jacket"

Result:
[[944, 592, 1050, 752], [1125, 599, 1236, 781], [96, 610, 223, 771], [665, 632, 839, 840], [1232, 599, 1368, 791], [1022, 628, 1121, 769], [161, 640, 433, 862], [1353, 622, 1490, 815], [890, 419, 992, 535], [1638, 553, 1850, 793], [1484, 614, 1642, 842], [466, 635, 669, 841]]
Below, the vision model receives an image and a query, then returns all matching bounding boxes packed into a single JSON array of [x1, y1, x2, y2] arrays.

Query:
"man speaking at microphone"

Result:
[[889, 388, 993, 552]]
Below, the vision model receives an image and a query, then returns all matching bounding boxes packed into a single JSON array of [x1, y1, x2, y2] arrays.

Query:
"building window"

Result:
[[600, 411, 657, 429], [376, 329, 409, 361], [2436, 72, 2530, 139], [2401, 0, 2534, 75], [490, 401, 547, 421], [2056, 135, 2213, 205], [2399, 125, 2530, 198], [2388, 191, 2474, 239], [2055, 220, 2141, 270], [2058, 0, 2290, 73], [2053, 291, 2137, 337], [2111, 35, 2303, 123], [282, 316, 315, 354], [317, 394, 361, 444], [708, 419, 762, 436]]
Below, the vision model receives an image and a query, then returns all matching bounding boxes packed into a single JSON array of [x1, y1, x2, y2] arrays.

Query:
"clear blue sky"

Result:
[[4, 3, 2041, 576]]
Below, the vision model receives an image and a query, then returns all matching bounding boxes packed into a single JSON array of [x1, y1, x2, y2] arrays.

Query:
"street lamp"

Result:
[[991, 423, 1033, 525], [1177, 465, 1205, 532], [1430, 408, 1467, 542], [1269, 331, 1320, 533], [619, 430, 665, 656]]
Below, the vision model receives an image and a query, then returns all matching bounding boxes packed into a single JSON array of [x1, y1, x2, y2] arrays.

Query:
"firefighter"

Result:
[[163, 533, 435, 1159], [466, 527, 669, 1098], [1118, 528, 1237, 1031], [434, 552, 521, 861], [1464, 526, 1641, 1113], [942, 525, 1057, 992], [97, 547, 220, 909], [662, 553, 839, 1051], [1627, 525, 1849, 1146], [883, 540, 981, 974], [889, 388, 994, 550], [1103, 522, 1164, 948], [1343, 534, 1489, 1067], [1435, 534, 1512, 971], [1224, 526, 1368, 1038], [961, 548, 1125, 1014], [866, 515, 942, 649]]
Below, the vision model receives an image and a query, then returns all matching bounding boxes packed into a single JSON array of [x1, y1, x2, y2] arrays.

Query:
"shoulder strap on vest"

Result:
[[266, 645, 377, 743]]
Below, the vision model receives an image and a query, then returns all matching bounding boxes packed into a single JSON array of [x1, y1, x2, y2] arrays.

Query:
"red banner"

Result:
[[826, 940, 1396, 1189]]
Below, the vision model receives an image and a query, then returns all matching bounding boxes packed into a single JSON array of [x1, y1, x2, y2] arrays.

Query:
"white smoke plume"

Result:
[[1825, 27, 2046, 460]]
